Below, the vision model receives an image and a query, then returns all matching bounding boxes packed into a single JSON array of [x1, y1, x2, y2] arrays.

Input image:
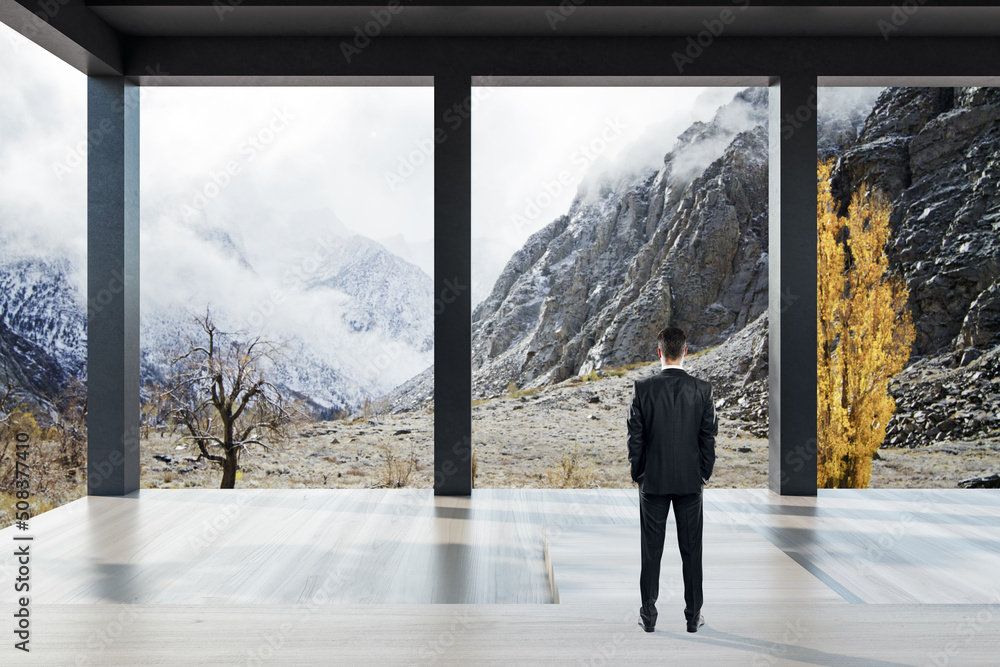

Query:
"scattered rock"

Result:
[[886, 345, 1000, 447], [958, 472, 1000, 489]]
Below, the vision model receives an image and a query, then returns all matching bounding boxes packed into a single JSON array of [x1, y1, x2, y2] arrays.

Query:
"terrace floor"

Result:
[[1, 488, 998, 664]]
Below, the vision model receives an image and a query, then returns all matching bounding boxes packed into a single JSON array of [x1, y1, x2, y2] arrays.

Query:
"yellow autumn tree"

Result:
[[817, 160, 914, 488]]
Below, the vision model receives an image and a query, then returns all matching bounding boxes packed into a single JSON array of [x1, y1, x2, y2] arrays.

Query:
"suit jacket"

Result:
[[627, 367, 718, 495]]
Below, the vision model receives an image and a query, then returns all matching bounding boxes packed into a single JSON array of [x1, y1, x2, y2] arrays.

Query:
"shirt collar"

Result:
[[661, 364, 685, 371]]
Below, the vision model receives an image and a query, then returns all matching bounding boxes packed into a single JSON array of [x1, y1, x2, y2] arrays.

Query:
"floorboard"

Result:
[[1, 488, 999, 664]]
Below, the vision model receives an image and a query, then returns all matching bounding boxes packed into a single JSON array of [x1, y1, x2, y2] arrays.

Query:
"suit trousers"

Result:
[[638, 488, 704, 627]]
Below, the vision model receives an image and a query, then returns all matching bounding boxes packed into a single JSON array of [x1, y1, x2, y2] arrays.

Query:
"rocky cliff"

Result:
[[831, 87, 1000, 357], [471, 88, 769, 399], [827, 86, 1000, 448]]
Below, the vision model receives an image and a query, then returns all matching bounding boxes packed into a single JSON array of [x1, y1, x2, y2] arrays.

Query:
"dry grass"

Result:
[[361, 396, 392, 421], [543, 447, 599, 488], [0, 436, 86, 529], [505, 382, 546, 400], [373, 435, 418, 488], [560, 361, 658, 386]]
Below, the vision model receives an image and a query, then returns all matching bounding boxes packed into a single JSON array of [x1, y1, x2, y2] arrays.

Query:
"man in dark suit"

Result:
[[627, 326, 717, 633]]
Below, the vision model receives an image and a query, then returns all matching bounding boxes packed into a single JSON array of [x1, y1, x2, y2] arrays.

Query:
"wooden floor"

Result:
[[547, 523, 847, 605], [2, 488, 999, 665]]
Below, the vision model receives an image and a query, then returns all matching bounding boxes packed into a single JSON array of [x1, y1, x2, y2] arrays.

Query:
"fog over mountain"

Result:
[[469, 87, 770, 399], [471, 86, 752, 309], [1, 55, 436, 415], [139, 207, 434, 413]]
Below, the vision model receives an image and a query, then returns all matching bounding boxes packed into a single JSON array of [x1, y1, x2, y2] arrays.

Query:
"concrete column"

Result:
[[768, 75, 818, 496], [434, 74, 473, 495], [87, 76, 140, 496]]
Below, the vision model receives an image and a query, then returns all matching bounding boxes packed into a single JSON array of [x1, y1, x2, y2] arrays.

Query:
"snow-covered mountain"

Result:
[[138, 211, 434, 413], [1, 208, 433, 415], [304, 234, 433, 350], [376, 233, 433, 280], [471, 236, 509, 309], [0, 252, 86, 402]]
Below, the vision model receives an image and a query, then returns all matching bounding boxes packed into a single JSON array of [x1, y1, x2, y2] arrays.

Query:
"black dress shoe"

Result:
[[686, 614, 705, 633], [638, 619, 654, 633]]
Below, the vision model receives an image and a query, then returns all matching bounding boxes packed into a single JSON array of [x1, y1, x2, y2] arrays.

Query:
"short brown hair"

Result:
[[657, 326, 687, 361]]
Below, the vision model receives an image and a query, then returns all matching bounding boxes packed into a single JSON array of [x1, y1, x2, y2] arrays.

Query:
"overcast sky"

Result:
[[1, 18, 882, 312], [140, 85, 434, 245], [0, 20, 434, 307], [470, 85, 749, 305], [138, 85, 434, 314], [0, 24, 86, 285]]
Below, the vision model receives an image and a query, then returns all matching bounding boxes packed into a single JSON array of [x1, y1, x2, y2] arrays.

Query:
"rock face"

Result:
[[0, 317, 67, 401], [817, 89, 882, 162], [885, 345, 1000, 448], [472, 88, 770, 398], [376, 363, 434, 415], [826, 86, 1000, 449], [830, 87, 1000, 357], [684, 311, 769, 438]]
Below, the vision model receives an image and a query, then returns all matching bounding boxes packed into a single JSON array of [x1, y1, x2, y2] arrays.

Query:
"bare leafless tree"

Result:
[[162, 308, 295, 489]]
